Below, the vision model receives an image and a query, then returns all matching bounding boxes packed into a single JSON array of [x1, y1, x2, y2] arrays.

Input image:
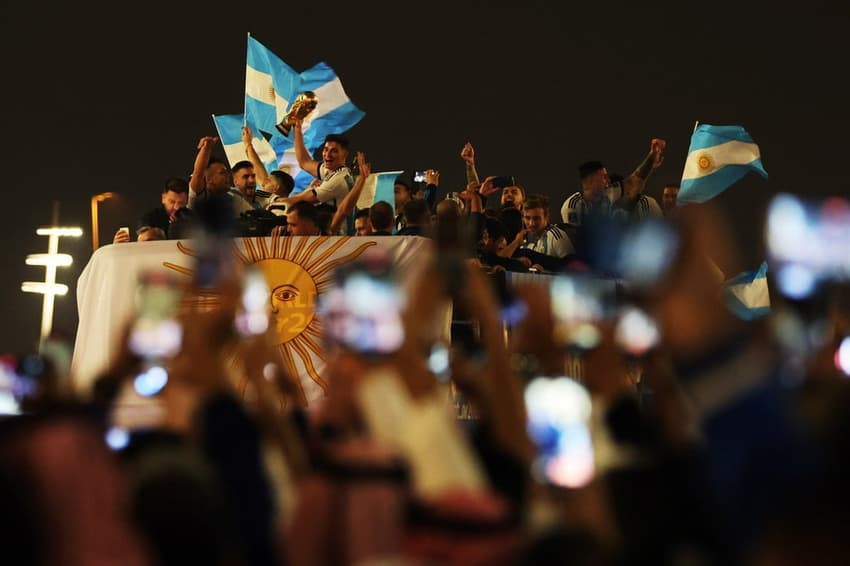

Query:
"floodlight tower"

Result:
[[22, 204, 82, 352]]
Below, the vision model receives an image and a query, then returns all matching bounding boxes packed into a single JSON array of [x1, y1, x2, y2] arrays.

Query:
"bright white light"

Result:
[[836, 336, 850, 376], [776, 264, 817, 300], [571, 323, 601, 350], [767, 194, 808, 263], [21, 282, 69, 295], [128, 319, 183, 359], [36, 227, 83, 237], [263, 363, 278, 381], [134, 366, 168, 397], [105, 427, 130, 450], [26, 253, 73, 267], [244, 312, 269, 335], [615, 307, 660, 356], [428, 342, 450, 376], [525, 376, 595, 488]]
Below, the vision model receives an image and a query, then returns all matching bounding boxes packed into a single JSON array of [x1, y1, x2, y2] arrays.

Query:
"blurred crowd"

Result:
[[2, 123, 850, 566]]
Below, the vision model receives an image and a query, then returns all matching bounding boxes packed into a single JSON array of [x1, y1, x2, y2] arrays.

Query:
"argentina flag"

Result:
[[212, 113, 278, 173], [244, 34, 300, 141], [241, 34, 365, 192], [355, 171, 404, 211], [211, 113, 315, 191], [723, 261, 771, 320], [679, 124, 768, 204]]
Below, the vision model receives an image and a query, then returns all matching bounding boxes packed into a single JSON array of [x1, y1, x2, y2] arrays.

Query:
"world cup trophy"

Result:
[[276, 91, 319, 136]]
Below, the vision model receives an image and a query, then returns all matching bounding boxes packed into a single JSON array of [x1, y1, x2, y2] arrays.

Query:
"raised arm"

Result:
[[292, 119, 320, 178], [241, 126, 270, 188], [458, 180, 483, 214], [461, 141, 480, 185], [329, 151, 370, 234], [620, 138, 666, 207], [189, 136, 219, 195]]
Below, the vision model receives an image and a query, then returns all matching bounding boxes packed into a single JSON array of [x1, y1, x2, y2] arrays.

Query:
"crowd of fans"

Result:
[[2, 120, 849, 566]]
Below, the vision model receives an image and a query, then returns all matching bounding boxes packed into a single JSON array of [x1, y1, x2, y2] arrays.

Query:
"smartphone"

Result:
[[491, 175, 516, 188], [491, 269, 527, 326], [525, 375, 595, 488], [128, 271, 183, 362], [235, 266, 271, 336], [434, 205, 474, 299], [413, 171, 426, 183], [766, 192, 850, 299], [549, 273, 618, 351], [317, 249, 406, 356], [615, 217, 680, 289]]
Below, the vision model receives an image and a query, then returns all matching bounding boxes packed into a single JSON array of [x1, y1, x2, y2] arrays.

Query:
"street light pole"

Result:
[[90, 192, 115, 251]]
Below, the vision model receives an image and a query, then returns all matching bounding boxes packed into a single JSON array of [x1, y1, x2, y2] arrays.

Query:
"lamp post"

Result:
[[90, 192, 115, 251]]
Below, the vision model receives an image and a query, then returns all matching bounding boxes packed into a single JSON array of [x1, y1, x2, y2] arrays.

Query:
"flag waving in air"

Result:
[[355, 170, 404, 211], [211, 113, 316, 192], [679, 124, 768, 204], [723, 261, 771, 320], [215, 34, 365, 192]]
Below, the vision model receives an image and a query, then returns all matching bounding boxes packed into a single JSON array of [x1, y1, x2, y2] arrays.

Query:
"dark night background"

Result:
[[2, 1, 846, 358]]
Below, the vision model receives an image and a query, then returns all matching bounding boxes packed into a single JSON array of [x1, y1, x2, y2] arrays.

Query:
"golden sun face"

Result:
[[164, 234, 376, 405], [259, 259, 317, 343]]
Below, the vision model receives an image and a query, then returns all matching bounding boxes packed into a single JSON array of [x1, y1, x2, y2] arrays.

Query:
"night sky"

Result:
[[2, 1, 846, 356]]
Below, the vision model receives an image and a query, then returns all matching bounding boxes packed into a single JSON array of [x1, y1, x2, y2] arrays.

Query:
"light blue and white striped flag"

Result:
[[723, 261, 771, 320], [241, 35, 365, 192], [244, 35, 300, 141], [211, 113, 278, 174], [356, 171, 403, 211], [679, 124, 768, 204], [211, 113, 315, 191]]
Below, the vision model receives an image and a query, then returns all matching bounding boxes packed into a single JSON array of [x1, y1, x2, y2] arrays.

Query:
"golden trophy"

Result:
[[276, 91, 318, 136]]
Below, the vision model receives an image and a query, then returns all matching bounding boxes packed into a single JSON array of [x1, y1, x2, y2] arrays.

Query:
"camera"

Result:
[[413, 170, 427, 183], [237, 209, 288, 237]]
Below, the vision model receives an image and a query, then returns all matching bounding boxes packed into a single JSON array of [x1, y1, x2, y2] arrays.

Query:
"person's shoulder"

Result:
[[637, 195, 663, 218], [321, 163, 351, 178], [546, 224, 568, 239], [561, 192, 584, 225], [563, 191, 584, 207]]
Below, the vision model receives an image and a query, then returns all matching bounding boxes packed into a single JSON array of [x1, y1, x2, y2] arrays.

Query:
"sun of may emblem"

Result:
[[697, 153, 713, 171], [163, 233, 376, 403]]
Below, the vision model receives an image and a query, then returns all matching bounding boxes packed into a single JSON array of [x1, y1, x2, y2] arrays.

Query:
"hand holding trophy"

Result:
[[276, 91, 318, 136]]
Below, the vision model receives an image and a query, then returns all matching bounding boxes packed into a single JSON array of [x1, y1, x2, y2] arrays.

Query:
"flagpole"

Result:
[[680, 120, 701, 201], [244, 32, 251, 127]]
